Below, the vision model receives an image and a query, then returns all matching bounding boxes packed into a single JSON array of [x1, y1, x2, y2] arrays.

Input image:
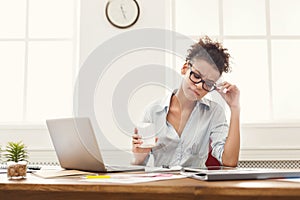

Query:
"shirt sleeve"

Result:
[[209, 104, 229, 165]]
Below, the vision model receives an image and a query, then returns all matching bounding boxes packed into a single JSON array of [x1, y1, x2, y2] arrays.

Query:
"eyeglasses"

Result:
[[188, 63, 217, 92]]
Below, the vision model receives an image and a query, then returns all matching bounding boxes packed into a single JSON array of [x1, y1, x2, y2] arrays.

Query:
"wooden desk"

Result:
[[1, 173, 300, 200]]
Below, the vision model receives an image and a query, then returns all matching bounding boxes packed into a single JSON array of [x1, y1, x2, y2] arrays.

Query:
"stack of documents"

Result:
[[144, 165, 182, 173]]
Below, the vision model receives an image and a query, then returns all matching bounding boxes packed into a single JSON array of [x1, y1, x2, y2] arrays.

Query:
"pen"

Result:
[[85, 175, 111, 179]]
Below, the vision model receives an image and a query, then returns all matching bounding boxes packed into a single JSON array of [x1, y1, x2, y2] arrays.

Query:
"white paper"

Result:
[[33, 169, 95, 178], [145, 166, 182, 172], [276, 178, 300, 183], [81, 173, 186, 184]]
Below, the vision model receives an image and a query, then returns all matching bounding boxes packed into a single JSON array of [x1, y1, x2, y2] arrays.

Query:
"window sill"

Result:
[[1, 122, 300, 130], [242, 121, 300, 128], [0, 123, 47, 130]]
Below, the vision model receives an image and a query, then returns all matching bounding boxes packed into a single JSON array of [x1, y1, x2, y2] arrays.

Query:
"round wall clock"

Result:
[[105, 0, 140, 29]]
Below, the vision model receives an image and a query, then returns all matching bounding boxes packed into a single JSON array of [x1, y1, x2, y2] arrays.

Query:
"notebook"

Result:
[[182, 166, 300, 181], [46, 117, 145, 172]]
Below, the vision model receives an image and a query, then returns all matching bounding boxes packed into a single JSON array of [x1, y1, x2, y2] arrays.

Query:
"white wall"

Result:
[[240, 124, 300, 160], [77, 0, 173, 165], [79, 0, 172, 67]]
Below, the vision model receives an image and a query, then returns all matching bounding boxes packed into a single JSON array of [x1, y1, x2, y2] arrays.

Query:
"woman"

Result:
[[132, 36, 240, 168]]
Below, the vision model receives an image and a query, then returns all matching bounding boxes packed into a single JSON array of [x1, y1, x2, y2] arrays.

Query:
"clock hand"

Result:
[[120, 4, 127, 20]]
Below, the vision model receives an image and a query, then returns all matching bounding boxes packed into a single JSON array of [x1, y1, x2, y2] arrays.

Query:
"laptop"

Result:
[[183, 166, 300, 181], [46, 117, 145, 172]]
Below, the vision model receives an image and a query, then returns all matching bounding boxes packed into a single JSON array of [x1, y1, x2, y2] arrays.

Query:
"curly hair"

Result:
[[186, 36, 231, 75]]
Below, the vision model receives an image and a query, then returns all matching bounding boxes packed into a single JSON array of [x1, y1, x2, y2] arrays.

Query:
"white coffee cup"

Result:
[[137, 122, 156, 148]]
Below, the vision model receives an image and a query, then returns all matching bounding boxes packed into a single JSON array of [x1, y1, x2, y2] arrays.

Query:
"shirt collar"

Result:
[[154, 89, 211, 113], [198, 97, 211, 107]]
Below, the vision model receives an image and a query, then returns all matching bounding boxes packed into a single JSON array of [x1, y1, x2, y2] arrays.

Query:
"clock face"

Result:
[[105, 0, 140, 29]]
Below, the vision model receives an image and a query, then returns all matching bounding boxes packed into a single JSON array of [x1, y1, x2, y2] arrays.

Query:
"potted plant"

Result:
[[5, 141, 28, 179]]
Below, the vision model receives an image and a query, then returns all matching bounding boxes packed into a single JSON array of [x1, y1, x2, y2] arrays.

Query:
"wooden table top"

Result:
[[1, 173, 300, 200]]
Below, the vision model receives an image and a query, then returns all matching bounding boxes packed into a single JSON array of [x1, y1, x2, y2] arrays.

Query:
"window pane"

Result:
[[270, 0, 300, 35], [28, 0, 74, 38], [26, 41, 73, 122], [0, 0, 26, 38], [272, 40, 300, 120], [223, 40, 270, 122], [0, 42, 25, 122], [223, 0, 266, 35], [175, 0, 219, 36]]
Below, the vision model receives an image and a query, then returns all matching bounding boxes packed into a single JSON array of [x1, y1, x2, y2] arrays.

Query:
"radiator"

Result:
[[238, 160, 300, 169]]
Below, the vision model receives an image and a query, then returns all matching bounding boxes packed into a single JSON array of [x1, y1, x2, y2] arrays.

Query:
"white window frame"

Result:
[[0, 1, 80, 164], [172, 0, 300, 127], [0, 0, 80, 130], [171, 0, 300, 160]]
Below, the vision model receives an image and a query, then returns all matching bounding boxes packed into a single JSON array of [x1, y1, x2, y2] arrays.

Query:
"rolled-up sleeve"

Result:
[[209, 105, 229, 165]]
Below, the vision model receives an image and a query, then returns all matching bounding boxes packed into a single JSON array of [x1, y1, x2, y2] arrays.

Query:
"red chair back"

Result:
[[205, 142, 220, 167]]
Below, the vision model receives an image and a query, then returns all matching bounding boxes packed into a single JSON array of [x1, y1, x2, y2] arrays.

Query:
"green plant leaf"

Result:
[[5, 141, 28, 162]]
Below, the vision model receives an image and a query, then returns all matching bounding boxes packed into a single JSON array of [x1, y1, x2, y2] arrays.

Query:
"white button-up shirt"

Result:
[[142, 90, 229, 168]]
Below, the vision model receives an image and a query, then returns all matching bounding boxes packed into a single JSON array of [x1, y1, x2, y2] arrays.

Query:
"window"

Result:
[[0, 0, 79, 124], [174, 0, 300, 123]]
